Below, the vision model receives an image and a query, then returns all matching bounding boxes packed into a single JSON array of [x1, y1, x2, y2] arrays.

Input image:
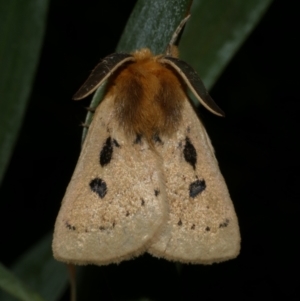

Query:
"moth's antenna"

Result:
[[166, 14, 191, 56]]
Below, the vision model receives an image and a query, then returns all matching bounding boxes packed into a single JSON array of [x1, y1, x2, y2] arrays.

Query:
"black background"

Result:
[[0, 0, 299, 300]]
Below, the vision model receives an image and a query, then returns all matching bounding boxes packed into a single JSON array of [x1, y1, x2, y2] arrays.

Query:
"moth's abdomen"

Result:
[[108, 49, 186, 141]]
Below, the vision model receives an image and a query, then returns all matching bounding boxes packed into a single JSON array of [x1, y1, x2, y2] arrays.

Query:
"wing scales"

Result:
[[149, 99, 240, 264], [53, 95, 167, 265]]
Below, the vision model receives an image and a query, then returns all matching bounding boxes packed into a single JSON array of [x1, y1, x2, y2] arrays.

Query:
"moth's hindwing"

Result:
[[148, 99, 240, 264], [53, 95, 167, 265]]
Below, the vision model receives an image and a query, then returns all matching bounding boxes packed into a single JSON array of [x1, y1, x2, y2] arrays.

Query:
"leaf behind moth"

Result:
[[0, 263, 45, 301], [0, 0, 49, 185], [117, 0, 192, 54], [0, 234, 68, 301], [179, 0, 274, 90]]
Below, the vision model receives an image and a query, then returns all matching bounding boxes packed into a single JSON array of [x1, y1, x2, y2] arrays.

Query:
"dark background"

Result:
[[1, 0, 299, 300]]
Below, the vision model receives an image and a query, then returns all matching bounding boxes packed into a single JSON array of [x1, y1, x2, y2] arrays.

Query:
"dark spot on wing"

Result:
[[65, 222, 76, 231], [191, 224, 195, 230], [219, 219, 229, 228], [126, 211, 130, 217], [134, 134, 142, 144], [112, 222, 116, 228], [141, 198, 145, 206], [183, 137, 197, 169], [178, 219, 182, 226], [153, 134, 163, 144], [205, 226, 210, 232], [154, 189, 160, 196], [113, 139, 120, 147], [90, 178, 107, 198], [100, 137, 113, 166], [99, 226, 106, 231], [189, 179, 206, 198]]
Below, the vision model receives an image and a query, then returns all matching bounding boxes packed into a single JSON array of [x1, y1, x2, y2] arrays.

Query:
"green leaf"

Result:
[[179, 0, 273, 89], [0, 234, 68, 301], [0, 0, 49, 184], [0, 263, 45, 301], [117, 0, 192, 54]]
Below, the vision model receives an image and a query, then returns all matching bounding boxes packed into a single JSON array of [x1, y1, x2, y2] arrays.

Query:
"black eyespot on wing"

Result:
[[100, 137, 113, 166], [219, 219, 229, 228], [113, 139, 120, 147], [65, 222, 76, 231], [126, 211, 130, 217], [205, 226, 210, 232], [90, 178, 107, 198], [153, 134, 163, 144], [141, 198, 145, 206], [134, 134, 142, 144], [189, 179, 206, 198], [154, 189, 160, 196], [178, 219, 182, 226], [191, 224, 195, 230], [183, 137, 197, 169]]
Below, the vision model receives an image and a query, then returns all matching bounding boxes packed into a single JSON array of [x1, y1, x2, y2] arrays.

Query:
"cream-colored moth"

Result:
[[53, 15, 240, 265]]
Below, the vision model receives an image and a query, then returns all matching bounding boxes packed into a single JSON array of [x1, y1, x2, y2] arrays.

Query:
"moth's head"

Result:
[[131, 48, 153, 60], [130, 46, 179, 62], [73, 14, 224, 117]]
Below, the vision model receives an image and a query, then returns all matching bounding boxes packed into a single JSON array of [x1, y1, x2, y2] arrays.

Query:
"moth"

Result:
[[52, 15, 240, 265]]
